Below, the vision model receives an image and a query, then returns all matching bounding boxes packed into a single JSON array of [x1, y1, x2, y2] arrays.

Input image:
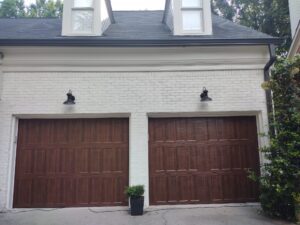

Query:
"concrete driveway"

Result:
[[0, 204, 294, 225]]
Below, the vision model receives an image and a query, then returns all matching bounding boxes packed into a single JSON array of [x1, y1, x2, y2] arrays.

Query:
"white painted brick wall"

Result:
[[0, 69, 269, 209]]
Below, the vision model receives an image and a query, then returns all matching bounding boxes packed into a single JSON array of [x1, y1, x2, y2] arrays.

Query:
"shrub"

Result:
[[125, 185, 145, 198], [255, 55, 300, 220]]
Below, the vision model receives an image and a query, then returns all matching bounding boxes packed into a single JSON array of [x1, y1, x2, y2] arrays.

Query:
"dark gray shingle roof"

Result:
[[0, 11, 280, 46]]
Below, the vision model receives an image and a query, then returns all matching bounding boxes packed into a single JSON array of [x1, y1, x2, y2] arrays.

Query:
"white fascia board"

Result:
[[0, 45, 270, 72]]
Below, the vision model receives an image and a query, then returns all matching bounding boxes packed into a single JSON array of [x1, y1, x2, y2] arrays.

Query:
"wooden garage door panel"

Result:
[[14, 118, 129, 208], [149, 117, 260, 205]]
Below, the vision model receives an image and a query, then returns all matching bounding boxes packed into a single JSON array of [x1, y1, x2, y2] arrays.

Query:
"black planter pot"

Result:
[[130, 196, 144, 216]]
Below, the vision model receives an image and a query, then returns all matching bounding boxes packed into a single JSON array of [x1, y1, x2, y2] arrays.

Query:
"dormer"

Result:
[[163, 0, 212, 36], [62, 0, 114, 36]]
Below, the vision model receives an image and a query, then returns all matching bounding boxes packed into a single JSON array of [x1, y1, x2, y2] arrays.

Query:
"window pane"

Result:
[[72, 10, 93, 33], [74, 0, 93, 8], [182, 0, 202, 8], [182, 10, 203, 31]]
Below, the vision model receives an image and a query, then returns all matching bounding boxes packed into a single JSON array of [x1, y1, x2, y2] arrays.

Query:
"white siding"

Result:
[[289, 0, 300, 37]]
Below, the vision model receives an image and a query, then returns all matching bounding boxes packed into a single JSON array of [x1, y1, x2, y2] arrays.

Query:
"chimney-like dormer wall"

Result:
[[62, 0, 112, 36], [164, 0, 212, 36], [164, 0, 174, 32], [101, 0, 111, 33]]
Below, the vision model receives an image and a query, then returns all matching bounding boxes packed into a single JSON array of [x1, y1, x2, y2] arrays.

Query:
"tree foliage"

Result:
[[254, 56, 300, 220], [0, 0, 63, 18], [0, 0, 25, 18], [212, 0, 291, 54], [27, 0, 63, 18]]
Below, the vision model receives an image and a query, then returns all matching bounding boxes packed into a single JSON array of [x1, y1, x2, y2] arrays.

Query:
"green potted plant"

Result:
[[293, 193, 300, 224], [125, 185, 145, 216]]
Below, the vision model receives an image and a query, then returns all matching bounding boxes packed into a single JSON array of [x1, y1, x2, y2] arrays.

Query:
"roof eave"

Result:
[[0, 38, 282, 47]]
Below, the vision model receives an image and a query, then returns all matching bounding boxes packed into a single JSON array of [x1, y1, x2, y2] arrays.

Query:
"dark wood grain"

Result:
[[14, 118, 129, 208], [149, 117, 260, 205]]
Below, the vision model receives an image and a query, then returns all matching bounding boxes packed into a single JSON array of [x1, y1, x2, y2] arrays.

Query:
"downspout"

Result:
[[263, 44, 276, 137], [0, 52, 3, 64]]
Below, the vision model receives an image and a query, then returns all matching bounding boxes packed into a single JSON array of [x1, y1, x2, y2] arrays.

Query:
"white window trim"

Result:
[[62, 0, 102, 36], [173, 0, 212, 36], [181, 7, 204, 33]]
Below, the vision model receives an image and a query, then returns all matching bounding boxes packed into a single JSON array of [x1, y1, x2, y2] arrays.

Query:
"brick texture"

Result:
[[0, 69, 269, 208]]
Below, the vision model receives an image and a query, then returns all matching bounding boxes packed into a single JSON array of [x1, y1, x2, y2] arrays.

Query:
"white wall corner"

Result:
[[61, 0, 71, 36], [172, 0, 181, 35], [289, 0, 300, 38], [288, 27, 300, 58], [203, 0, 213, 35]]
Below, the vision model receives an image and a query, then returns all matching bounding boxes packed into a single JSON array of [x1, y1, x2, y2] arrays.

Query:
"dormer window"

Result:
[[72, 0, 94, 33], [165, 0, 212, 36], [181, 0, 203, 32], [62, 0, 113, 36]]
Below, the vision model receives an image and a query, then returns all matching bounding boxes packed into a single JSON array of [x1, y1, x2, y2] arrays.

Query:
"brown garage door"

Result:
[[14, 118, 129, 208], [149, 117, 260, 205]]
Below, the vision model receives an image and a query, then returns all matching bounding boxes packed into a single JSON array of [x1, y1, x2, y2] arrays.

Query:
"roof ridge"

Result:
[[0, 11, 280, 46]]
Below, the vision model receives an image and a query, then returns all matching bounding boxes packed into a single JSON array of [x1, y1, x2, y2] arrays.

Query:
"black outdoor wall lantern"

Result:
[[63, 90, 76, 105], [200, 87, 212, 102]]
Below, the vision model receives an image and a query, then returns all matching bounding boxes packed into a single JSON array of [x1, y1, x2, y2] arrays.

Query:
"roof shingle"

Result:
[[0, 11, 280, 46]]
